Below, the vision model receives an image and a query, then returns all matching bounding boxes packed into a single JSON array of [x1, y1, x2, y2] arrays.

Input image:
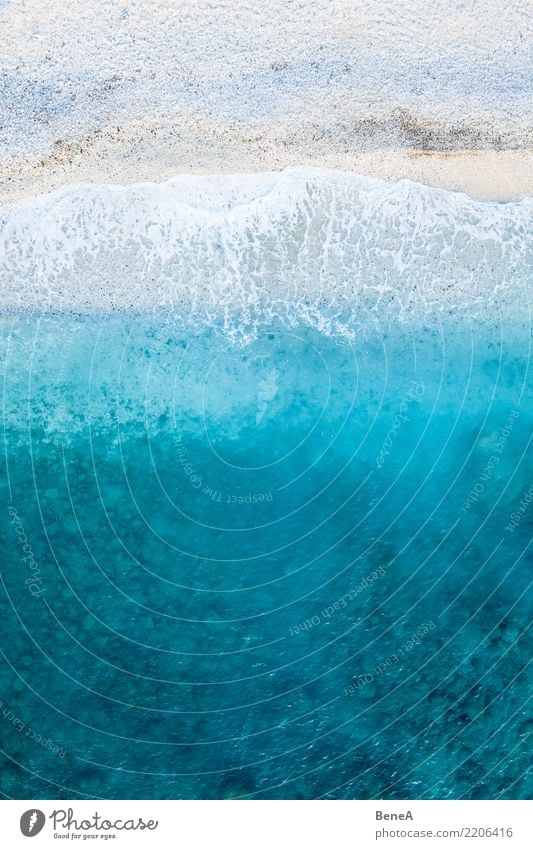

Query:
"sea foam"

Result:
[[0, 168, 531, 336]]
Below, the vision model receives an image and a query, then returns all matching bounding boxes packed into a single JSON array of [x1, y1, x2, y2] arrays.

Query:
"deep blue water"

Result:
[[0, 312, 531, 799]]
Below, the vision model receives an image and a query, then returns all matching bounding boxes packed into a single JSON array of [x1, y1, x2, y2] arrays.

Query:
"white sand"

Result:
[[0, 0, 531, 201], [3, 142, 532, 203]]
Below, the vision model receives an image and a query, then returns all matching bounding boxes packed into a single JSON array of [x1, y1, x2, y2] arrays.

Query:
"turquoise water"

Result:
[[0, 310, 531, 799]]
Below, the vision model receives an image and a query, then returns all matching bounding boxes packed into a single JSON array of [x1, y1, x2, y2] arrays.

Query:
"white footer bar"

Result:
[[1, 800, 531, 848]]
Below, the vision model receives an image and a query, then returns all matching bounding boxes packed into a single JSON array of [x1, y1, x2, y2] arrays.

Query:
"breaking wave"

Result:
[[0, 167, 531, 336]]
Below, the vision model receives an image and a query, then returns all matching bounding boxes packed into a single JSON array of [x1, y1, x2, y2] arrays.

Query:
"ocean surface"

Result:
[[0, 170, 531, 799]]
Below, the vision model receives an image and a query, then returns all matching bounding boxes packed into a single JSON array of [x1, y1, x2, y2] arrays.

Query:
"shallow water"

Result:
[[0, 308, 531, 799]]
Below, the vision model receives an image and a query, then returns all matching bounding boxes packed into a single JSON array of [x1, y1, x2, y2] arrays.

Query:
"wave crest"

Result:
[[1, 167, 531, 335]]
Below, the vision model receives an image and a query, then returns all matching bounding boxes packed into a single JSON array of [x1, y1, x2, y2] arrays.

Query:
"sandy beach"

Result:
[[1, 0, 531, 202], [3, 139, 532, 204]]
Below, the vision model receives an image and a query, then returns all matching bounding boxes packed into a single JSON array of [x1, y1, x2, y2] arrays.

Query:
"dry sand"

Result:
[[0, 0, 531, 202]]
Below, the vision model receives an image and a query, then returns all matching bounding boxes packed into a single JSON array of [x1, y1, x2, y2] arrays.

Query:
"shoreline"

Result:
[[1, 166, 529, 320], [1, 148, 532, 205]]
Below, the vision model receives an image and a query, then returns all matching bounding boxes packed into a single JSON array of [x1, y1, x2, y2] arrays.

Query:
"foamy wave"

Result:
[[1, 167, 531, 334]]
